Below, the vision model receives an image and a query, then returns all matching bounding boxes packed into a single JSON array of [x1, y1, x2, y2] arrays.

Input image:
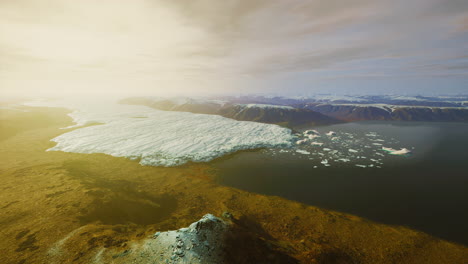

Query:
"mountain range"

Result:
[[121, 94, 468, 127]]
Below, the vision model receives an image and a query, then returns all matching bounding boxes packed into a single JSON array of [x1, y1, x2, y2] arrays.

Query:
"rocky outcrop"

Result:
[[92, 214, 297, 264]]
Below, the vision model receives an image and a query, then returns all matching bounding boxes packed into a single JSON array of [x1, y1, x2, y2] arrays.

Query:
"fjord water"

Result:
[[213, 121, 468, 245]]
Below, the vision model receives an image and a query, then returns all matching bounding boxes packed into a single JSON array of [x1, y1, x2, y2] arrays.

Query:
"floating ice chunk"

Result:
[[296, 139, 308, 145], [311, 142, 324, 146], [337, 158, 350, 162], [331, 137, 339, 141], [323, 148, 332, 151], [390, 148, 412, 156], [326, 131, 337, 136], [321, 159, 328, 164], [355, 164, 367, 168], [304, 129, 320, 135], [296, 149, 310, 155], [382, 147, 412, 156], [348, 149, 358, 153], [382, 147, 395, 152], [372, 143, 383, 146], [308, 134, 320, 140]]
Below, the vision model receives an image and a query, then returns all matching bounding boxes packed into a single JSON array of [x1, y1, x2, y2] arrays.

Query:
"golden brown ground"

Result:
[[0, 105, 466, 264]]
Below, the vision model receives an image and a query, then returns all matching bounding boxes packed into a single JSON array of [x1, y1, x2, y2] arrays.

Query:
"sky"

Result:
[[1, 0, 467, 97]]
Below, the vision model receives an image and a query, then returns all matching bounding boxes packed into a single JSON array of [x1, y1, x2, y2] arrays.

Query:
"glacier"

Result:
[[24, 98, 294, 167]]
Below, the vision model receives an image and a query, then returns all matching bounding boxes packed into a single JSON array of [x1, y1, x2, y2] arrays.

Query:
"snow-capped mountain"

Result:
[[121, 95, 468, 123]]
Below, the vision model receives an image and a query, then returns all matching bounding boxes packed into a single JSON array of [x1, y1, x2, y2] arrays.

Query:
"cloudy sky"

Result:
[[1, 0, 467, 96]]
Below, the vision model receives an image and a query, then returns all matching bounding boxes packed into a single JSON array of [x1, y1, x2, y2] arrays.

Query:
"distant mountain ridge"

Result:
[[303, 104, 468, 122], [218, 94, 468, 122], [120, 97, 339, 127], [121, 94, 468, 124]]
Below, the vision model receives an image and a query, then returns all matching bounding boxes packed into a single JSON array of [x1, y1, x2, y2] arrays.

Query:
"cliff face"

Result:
[[391, 107, 468, 122], [303, 104, 392, 122], [305, 104, 468, 122], [120, 97, 339, 127], [217, 105, 338, 126]]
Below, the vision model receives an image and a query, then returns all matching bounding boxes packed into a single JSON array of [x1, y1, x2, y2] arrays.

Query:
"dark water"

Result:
[[213, 122, 468, 245]]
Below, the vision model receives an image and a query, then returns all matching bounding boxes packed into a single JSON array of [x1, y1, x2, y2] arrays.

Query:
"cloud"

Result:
[[0, 0, 467, 96]]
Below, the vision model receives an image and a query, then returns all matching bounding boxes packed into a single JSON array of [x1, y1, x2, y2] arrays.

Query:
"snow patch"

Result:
[[239, 104, 294, 110]]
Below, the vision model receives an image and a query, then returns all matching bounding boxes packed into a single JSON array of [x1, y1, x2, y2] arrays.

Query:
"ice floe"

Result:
[[296, 149, 310, 155], [308, 134, 320, 140], [321, 159, 330, 166], [382, 147, 412, 156], [296, 139, 308, 145], [304, 129, 320, 135]]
